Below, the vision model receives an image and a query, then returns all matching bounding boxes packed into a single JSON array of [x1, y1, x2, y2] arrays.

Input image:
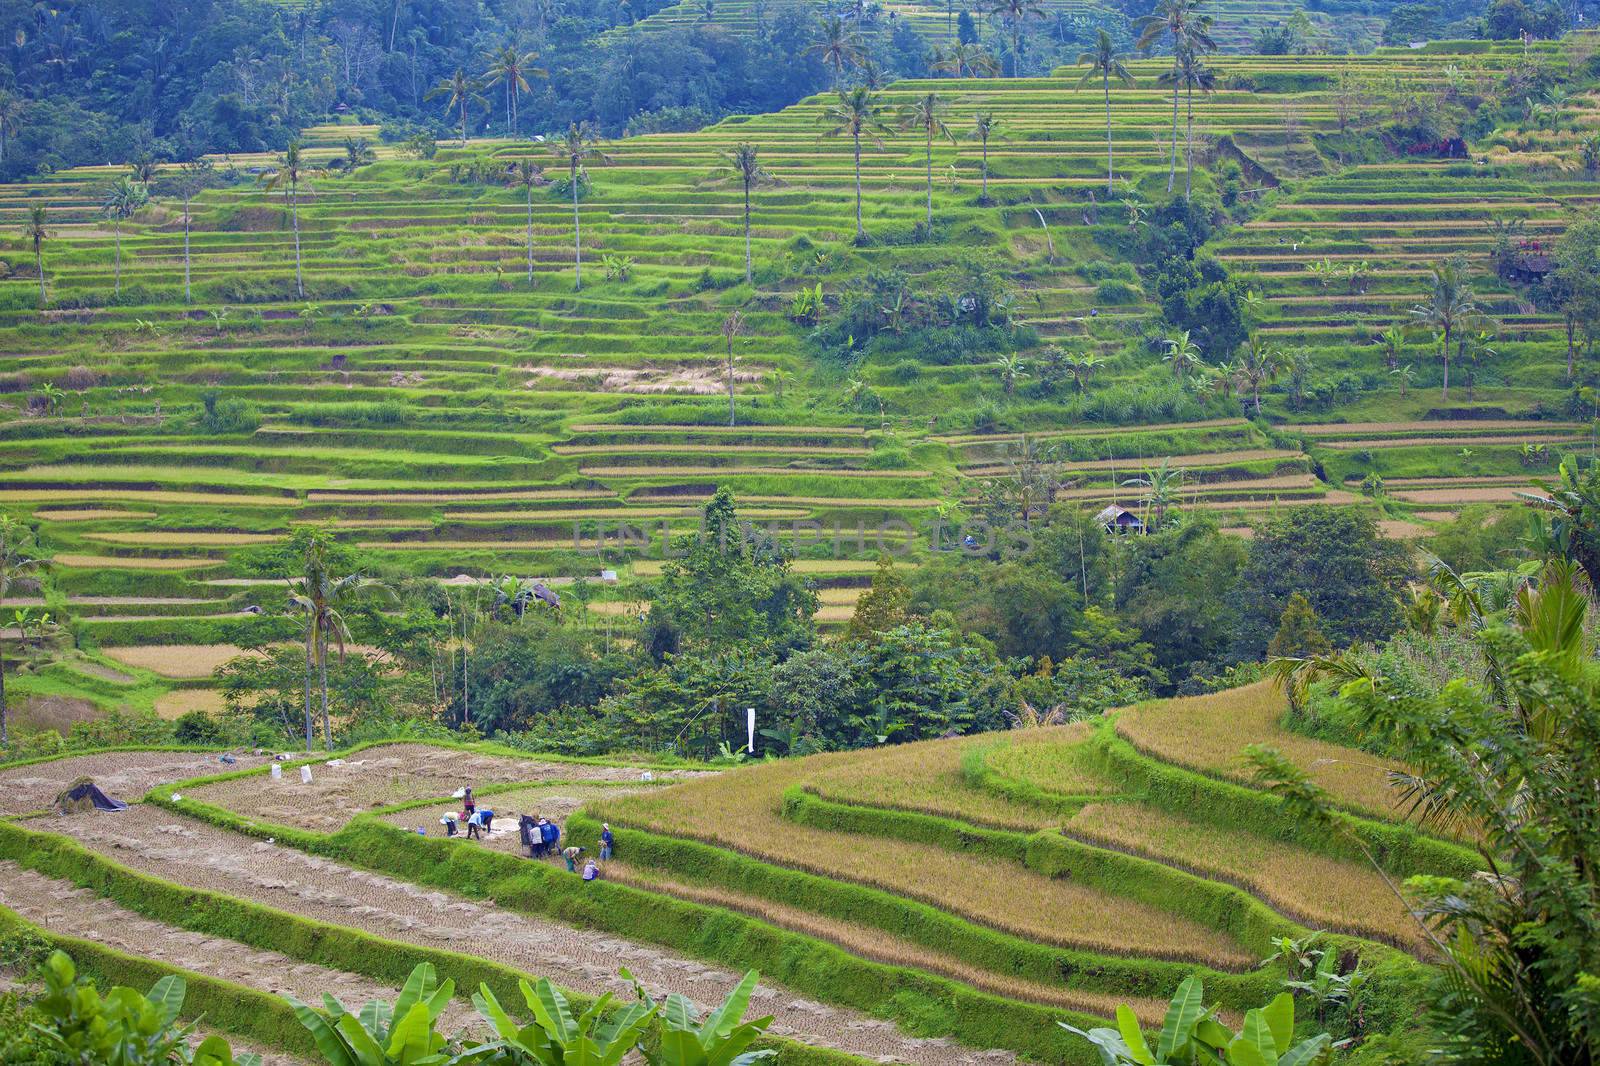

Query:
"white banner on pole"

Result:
[[747, 707, 756, 753]]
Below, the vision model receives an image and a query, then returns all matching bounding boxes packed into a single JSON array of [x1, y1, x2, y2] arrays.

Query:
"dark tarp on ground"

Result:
[[56, 777, 128, 813]]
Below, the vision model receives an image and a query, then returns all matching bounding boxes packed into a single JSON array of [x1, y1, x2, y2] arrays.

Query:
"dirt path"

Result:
[[59, 807, 1016, 1066], [0, 859, 465, 1066]]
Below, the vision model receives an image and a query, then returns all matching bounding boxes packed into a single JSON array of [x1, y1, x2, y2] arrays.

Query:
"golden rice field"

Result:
[[104, 644, 254, 678]]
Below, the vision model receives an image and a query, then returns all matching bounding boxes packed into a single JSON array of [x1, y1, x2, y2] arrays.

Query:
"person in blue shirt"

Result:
[[600, 823, 614, 861]]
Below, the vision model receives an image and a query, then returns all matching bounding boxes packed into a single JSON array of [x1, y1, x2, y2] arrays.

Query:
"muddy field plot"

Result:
[[187, 743, 705, 832], [377, 782, 666, 853], [0, 749, 271, 816]]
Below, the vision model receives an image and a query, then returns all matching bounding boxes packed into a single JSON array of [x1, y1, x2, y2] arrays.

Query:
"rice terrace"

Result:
[[0, 0, 1597, 1063]]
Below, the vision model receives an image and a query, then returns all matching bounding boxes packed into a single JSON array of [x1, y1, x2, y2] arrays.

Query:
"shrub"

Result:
[[1094, 280, 1143, 305]]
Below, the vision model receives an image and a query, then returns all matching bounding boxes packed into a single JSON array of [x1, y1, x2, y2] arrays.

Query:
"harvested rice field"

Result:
[[374, 780, 671, 849], [104, 644, 255, 678], [0, 748, 270, 816]]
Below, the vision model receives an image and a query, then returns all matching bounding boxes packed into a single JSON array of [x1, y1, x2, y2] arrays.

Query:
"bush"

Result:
[[196, 391, 261, 434], [1093, 279, 1143, 305]]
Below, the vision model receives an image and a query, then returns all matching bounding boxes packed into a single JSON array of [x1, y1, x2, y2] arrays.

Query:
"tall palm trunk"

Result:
[[34, 245, 45, 307], [1103, 70, 1114, 195], [113, 221, 122, 296], [726, 334, 736, 426], [1012, 25, 1022, 77], [923, 124, 933, 227], [570, 158, 583, 290], [290, 181, 304, 299], [980, 133, 989, 201], [460, 99, 468, 146], [741, 177, 752, 284], [182, 193, 192, 303], [1184, 80, 1194, 201], [1441, 326, 1451, 398], [2, 653, 9, 746], [852, 129, 864, 238], [525, 182, 534, 283], [1167, 72, 1180, 193], [303, 632, 314, 753], [318, 630, 331, 749]]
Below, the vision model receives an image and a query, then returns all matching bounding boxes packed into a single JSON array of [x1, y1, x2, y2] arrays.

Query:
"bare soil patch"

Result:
[[0, 749, 270, 816]]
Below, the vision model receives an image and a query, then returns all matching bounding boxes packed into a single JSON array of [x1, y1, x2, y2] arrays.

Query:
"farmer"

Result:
[[441, 813, 458, 837], [462, 786, 476, 817], [600, 823, 614, 861], [541, 818, 560, 857], [582, 858, 600, 882], [563, 845, 583, 872], [466, 808, 484, 840]]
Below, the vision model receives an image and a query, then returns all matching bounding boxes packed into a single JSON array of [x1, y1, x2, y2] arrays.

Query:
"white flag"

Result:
[[747, 707, 756, 753]]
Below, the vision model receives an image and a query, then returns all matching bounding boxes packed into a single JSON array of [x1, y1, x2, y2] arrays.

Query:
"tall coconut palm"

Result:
[[549, 121, 608, 291], [931, 42, 998, 78], [820, 87, 893, 241], [482, 44, 546, 136], [721, 309, 746, 426], [1159, 44, 1215, 201], [99, 176, 147, 298], [260, 141, 310, 299], [24, 204, 48, 308], [290, 549, 390, 751], [986, 0, 1044, 76], [427, 68, 486, 146], [806, 15, 864, 89], [176, 159, 212, 304], [0, 92, 23, 166], [719, 142, 768, 284], [1410, 257, 1482, 399], [1075, 29, 1134, 196], [0, 516, 41, 747], [510, 160, 540, 284], [1136, 0, 1215, 194], [970, 111, 1002, 203], [898, 91, 955, 229], [1235, 335, 1282, 416]]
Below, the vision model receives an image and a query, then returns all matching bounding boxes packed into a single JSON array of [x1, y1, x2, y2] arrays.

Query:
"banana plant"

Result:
[[286, 962, 455, 1066], [1059, 976, 1334, 1066], [624, 968, 776, 1066], [465, 976, 656, 1066]]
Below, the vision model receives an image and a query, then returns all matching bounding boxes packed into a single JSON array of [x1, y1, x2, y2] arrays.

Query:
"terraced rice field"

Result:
[[0, 748, 271, 815]]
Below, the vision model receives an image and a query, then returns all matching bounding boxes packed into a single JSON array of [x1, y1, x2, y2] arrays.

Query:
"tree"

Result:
[[721, 309, 745, 426], [1124, 458, 1186, 532], [898, 91, 954, 229], [287, 963, 453, 1066], [338, 137, 375, 170], [1162, 329, 1203, 385], [0, 516, 41, 747], [510, 160, 541, 284], [427, 68, 485, 147], [931, 42, 998, 78], [469, 973, 657, 1066], [549, 121, 608, 291], [1524, 455, 1600, 587], [1235, 335, 1281, 416], [719, 143, 768, 284], [99, 176, 147, 298], [969, 111, 1001, 203], [847, 555, 910, 644], [1135, 0, 1215, 194], [482, 44, 546, 136], [1158, 44, 1216, 201], [175, 159, 213, 304], [806, 15, 864, 89], [820, 87, 893, 241], [0, 92, 22, 165], [289, 532, 390, 750], [1410, 256, 1482, 399], [627, 968, 777, 1066], [1075, 29, 1134, 196], [996, 352, 1026, 396], [1266, 591, 1331, 658], [24, 203, 48, 308], [1553, 215, 1600, 381], [986, 0, 1044, 76], [260, 142, 310, 300]]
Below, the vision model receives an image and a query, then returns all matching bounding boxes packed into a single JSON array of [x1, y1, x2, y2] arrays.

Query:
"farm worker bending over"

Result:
[[563, 845, 583, 872], [583, 859, 600, 882], [541, 818, 560, 855], [600, 823, 614, 860]]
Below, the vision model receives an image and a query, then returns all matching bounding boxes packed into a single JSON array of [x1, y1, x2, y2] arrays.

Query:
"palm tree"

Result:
[[1136, 0, 1215, 194], [427, 69, 485, 146], [339, 137, 376, 171], [175, 159, 212, 304], [128, 155, 158, 185], [1376, 322, 1407, 370], [987, 0, 1044, 76], [898, 91, 954, 228], [24, 204, 48, 308], [721, 309, 746, 426], [997, 353, 1026, 396], [289, 547, 390, 751], [0, 92, 24, 166], [1124, 458, 1185, 531], [1235, 335, 1282, 416], [260, 141, 310, 300], [931, 42, 998, 78], [1076, 29, 1134, 196], [1159, 44, 1215, 201], [482, 45, 546, 136], [1069, 352, 1106, 391], [99, 177, 147, 298], [0, 516, 41, 747], [820, 87, 892, 241], [510, 160, 540, 284], [1410, 257, 1481, 399], [970, 111, 1001, 203], [549, 121, 608, 291], [806, 15, 864, 89], [1162, 329, 1203, 384], [1392, 362, 1415, 399], [719, 143, 768, 284]]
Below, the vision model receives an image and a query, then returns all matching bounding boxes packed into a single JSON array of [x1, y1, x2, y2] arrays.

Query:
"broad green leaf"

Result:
[[360, 1000, 391, 1043], [1194, 1017, 1233, 1051], [285, 997, 358, 1066], [1155, 977, 1204, 1061], [336, 1010, 389, 1066], [661, 1028, 710, 1066], [1059, 1023, 1132, 1066], [1228, 1009, 1278, 1066], [701, 971, 760, 1044], [1261, 993, 1294, 1055], [1278, 1034, 1333, 1066], [527, 979, 578, 1046], [324, 993, 351, 1022], [395, 964, 435, 1023], [662, 993, 697, 1032], [705, 1023, 767, 1066], [386, 1001, 437, 1064], [1116, 1005, 1154, 1066], [148, 974, 186, 1030], [472, 986, 523, 1043], [423, 978, 456, 1023]]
